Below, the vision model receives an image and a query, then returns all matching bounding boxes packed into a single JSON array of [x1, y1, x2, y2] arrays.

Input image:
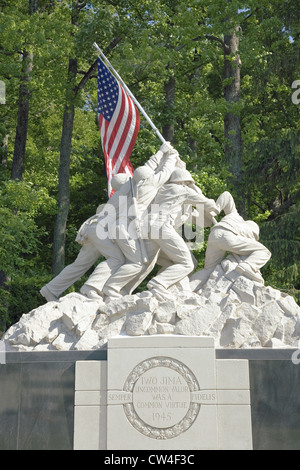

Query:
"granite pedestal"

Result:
[[74, 336, 252, 450], [1, 346, 300, 449]]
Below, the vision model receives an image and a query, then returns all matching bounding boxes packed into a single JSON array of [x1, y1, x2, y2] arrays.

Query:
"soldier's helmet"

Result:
[[111, 173, 130, 191], [170, 168, 194, 184], [133, 166, 154, 183]]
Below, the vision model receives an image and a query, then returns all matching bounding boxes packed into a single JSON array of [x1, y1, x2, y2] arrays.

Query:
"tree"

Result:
[[223, 24, 243, 212], [11, 0, 39, 180], [0, 0, 299, 333], [236, 0, 300, 298]]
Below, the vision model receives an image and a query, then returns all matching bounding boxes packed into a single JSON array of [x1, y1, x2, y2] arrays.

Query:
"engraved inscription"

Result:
[[132, 367, 191, 428], [191, 391, 216, 403], [123, 357, 201, 440], [108, 392, 132, 404]]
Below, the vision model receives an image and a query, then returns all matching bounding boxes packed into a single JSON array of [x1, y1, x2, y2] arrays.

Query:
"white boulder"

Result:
[[2, 255, 300, 351]]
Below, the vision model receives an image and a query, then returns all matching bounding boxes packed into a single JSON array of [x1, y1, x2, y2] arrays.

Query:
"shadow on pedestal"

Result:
[[0, 350, 106, 450]]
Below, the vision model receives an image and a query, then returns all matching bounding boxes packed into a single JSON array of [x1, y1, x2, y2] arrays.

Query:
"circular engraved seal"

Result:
[[123, 357, 201, 440]]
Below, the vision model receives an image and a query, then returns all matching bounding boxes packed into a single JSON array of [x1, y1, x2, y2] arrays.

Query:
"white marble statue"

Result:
[[102, 165, 218, 301], [39, 143, 174, 302], [190, 191, 271, 291], [10, 154, 300, 353], [101, 142, 180, 298], [39, 175, 129, 302], [40, 140, 270, 308], [144, 168, 218, 300]]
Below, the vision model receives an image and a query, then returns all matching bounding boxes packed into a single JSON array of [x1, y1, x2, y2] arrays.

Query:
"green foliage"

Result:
[[0, 0, 299, 330], [0, 187, 49, 327]]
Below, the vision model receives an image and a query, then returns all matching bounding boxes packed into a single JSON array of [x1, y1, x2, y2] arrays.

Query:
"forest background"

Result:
[[0, 0, 299, 334]]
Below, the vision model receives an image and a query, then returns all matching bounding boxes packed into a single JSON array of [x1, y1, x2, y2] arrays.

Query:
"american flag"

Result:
[[97, 58, 140, 196]]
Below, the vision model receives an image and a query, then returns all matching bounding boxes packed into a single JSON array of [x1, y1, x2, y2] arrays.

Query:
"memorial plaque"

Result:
[[122, 356, 202, 440], [74, 337, 252, 450]]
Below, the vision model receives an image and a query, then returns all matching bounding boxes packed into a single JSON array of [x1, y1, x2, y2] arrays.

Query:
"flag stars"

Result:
[[97, 58, 120, 121]]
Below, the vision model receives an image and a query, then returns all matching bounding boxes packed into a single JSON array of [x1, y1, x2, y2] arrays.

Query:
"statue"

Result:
[[101, 141, 180, 298], [39, 176, 128, 303], [39, 142, 178, 302], [190, 191, 271, 291], [98, 155, 218, 300], [40, 149, 270, 318], [144, 168, 218, 301], [12, 154, 300, 353]]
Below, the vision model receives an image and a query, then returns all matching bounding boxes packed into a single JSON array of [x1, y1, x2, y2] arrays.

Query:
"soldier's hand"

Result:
[[160, 141, 174, 154], [206, 199, 220, 214]]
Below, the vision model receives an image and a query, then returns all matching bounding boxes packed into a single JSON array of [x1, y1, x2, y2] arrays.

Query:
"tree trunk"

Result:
[[51, 32, 121, 276], [188, 137, 198, 166], [223, 26, 244, 213], [11, 50, 33, 180], [1, 136, 10, 330], [11, 0, 38, 180], [29, 0, 38, 13], [51, 1, 89, 276], [52, 59, 77, 276], [51, 0, 80, 276], [0, 271, 9, 334], [187, 51, 201, 166], [162, 76, 176, 143], [1, 134, 8, 167]]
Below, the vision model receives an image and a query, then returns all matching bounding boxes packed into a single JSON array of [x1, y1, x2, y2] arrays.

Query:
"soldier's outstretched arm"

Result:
[[144, 142, 174, 171], [152, 149, 179, 188]]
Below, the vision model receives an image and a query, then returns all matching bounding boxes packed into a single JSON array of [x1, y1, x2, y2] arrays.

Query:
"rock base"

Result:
[[3, 255, 300, 351]]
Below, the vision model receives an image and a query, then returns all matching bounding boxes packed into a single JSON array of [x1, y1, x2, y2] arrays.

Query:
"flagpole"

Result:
[[93, 42, 166, 145]]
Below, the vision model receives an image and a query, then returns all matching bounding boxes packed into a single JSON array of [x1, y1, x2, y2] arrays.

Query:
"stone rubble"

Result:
[[2, 255, 300, 351]]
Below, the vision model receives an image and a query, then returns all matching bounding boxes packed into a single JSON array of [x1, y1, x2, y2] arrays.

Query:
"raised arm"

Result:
[[144, 142, 174, 171], [185, 186, 219, 214], [152, 150, 179, 188]]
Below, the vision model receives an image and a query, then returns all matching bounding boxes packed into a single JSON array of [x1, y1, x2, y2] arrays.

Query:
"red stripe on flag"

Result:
[[118, 105, 140, 174], [112, 92, 134, 168], [106, 87, 126, 161], [97, 58, 140, 196]]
